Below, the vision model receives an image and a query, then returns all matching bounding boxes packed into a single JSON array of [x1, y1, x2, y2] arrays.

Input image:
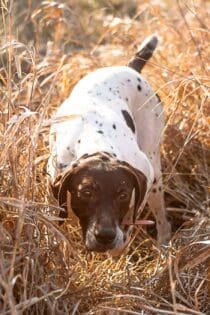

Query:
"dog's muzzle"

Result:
[[85, 222, 126, 253]]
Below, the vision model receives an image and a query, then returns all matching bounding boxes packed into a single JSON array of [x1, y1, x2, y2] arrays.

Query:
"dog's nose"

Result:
[[94, 226, 116, 244]]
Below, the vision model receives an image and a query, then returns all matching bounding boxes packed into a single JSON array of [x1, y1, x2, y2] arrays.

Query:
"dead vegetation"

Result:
[[0, 0, 209, 314]]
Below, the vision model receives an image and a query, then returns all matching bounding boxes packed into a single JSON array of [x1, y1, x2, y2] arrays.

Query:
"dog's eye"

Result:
[[80, 189, 93, 199], [117, 190, 129, 201]]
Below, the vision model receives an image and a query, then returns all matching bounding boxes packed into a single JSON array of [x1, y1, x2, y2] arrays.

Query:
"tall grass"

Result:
[[0, 0, 209, 314]]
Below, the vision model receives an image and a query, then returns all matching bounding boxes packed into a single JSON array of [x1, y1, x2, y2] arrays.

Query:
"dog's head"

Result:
[[51, 153, 147, 253]]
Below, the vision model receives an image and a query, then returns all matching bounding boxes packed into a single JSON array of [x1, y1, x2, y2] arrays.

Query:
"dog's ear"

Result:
[[132, 169, 147, 222], [50, 174, 62, 200], [50, 170, 76, 223], [121, 163, 147, 223], [50, 160, 91, 224], [58, 171, 74, 211]]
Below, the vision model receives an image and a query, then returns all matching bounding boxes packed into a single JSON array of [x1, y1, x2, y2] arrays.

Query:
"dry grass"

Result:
[[0, 0, 209, 314]]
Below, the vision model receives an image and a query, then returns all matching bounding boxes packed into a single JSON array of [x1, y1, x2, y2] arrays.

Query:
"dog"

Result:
[[47, 36, 171, 254]]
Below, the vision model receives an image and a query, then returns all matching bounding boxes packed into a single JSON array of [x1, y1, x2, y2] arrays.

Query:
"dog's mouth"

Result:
[[84, 225, 125, 253], [82, 226, 122, 253], [85, 231, 116, 252], [83, 219, 155, 253]]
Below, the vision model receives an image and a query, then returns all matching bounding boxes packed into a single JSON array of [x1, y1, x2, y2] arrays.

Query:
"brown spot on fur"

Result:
[[121, 110, 135, 133]]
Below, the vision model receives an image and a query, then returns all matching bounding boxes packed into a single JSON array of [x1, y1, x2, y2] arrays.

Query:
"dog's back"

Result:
[[47, 50, 161, 182]]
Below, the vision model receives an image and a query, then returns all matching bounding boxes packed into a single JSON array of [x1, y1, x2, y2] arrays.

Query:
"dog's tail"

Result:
[[127, 35, 158, 72]]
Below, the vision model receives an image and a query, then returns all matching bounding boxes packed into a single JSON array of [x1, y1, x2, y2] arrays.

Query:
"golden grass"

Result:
[[0, 0, 209, 314]]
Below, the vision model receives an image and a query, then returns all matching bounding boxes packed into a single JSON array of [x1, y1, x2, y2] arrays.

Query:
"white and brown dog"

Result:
[[48, 36, 171, 253]]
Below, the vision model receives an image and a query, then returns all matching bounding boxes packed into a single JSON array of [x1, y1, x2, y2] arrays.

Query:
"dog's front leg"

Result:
[[148, 171, 171, 246]]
